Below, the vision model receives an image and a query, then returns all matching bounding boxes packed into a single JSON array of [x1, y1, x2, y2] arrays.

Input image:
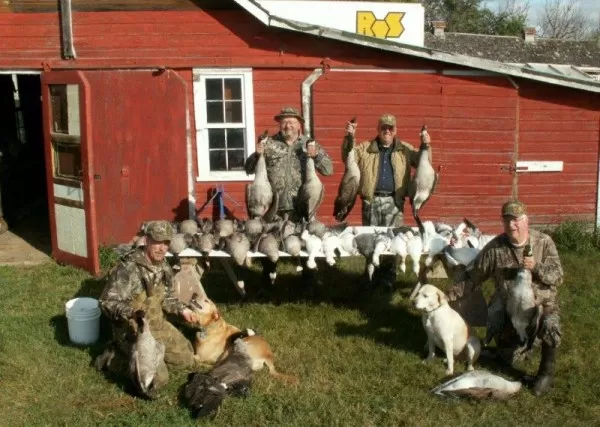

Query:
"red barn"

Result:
[[0, 0, 599, 274]]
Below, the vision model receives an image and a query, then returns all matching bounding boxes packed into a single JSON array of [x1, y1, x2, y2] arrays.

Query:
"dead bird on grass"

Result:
[[183, 338, 254, 418]]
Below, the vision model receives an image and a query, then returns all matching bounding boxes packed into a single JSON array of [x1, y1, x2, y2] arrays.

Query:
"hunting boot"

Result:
[[532, 343, 557, 396]]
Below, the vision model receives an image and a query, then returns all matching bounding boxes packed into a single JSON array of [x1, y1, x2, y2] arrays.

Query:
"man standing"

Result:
[[343, 114, 431, 291], [96, 221, 200, 393], [448, 200, 563, 396], [245, 107, 333, 287]]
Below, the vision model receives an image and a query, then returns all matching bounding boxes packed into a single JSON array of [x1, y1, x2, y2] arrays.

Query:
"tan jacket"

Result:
[[342, 136, 432, 207]]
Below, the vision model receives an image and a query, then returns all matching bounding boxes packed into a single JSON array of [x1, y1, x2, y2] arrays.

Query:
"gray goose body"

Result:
[[333, 135, 360, 222]]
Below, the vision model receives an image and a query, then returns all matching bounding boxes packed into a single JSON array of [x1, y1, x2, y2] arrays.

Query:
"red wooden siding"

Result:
[[439, 75, 517, 233], [517, 81, 600, 226], [85, 70, 189, 245], [0, 11, 437, 70], [312, 72, 516, 232]]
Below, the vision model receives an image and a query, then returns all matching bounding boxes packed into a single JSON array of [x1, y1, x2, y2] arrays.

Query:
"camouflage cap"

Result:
[[145, 220, 173, 242], [274, 107, 305, 123], [501, 200, 527, 217], [378, 114, 396, 127]]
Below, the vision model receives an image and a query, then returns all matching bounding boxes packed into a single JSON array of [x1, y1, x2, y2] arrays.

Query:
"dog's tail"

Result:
[[265, 359, 299, 385]]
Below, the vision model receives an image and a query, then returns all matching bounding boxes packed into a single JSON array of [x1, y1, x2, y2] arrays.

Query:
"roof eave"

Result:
[[236, 0, 600, 93]]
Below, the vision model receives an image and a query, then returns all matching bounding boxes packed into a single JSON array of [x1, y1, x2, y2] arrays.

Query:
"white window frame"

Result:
[[193, 68, 256, 182]]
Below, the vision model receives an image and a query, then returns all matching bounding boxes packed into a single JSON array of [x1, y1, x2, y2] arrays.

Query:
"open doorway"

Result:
[[0, 73, 50, 255]]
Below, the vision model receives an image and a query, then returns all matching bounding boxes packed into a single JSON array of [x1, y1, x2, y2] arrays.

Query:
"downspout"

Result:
[[507, 77, 520, 199], [168, 70, 196, 219], [59, 0, 77, 59], [301, 67, 325, 138]]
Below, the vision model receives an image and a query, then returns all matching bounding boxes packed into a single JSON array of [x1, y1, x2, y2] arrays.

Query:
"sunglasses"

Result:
[[379, 125, 395, 132]]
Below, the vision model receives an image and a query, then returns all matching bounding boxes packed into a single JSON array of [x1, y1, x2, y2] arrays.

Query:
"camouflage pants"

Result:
[[495, 301, 562, 365], [362, 196, 404, 287], [361, 196, 404, 228]]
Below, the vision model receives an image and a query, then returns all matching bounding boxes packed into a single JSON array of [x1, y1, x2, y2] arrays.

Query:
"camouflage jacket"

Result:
[[342, 136, 431, 208], [99, 249, 186, 322], [245, 133, 333, 212], [451, 229, 563, 306]]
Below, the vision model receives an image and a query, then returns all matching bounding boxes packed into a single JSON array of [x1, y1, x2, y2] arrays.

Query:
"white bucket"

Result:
[[65, 297, 101, 346]]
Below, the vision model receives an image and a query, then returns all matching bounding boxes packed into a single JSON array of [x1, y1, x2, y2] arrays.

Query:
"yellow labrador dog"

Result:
[[413, 284, 481, 375], [188, 295, 297, 384]]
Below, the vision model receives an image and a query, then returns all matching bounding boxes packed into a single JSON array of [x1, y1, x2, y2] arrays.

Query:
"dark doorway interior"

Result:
[[0, 74, 50, 254]]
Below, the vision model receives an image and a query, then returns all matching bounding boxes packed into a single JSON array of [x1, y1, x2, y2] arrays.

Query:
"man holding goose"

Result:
[[448, 200, 563, 396], [244, 107, 333, 288]]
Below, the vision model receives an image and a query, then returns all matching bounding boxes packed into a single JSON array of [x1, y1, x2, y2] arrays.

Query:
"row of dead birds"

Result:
[[245, 123, 437, 231], [130, 216, 495, 285]]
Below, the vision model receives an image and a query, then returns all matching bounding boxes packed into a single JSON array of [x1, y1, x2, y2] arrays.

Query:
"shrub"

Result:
[[98, 246, 120, 272], [551, 221, 600, 254]]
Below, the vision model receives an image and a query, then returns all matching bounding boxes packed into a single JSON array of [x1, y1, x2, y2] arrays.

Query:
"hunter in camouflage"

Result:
[[96, 221, 200, 394], [244, 107, 333, 288], [448, 200, 563, 397], [244, 107, 333, 218]]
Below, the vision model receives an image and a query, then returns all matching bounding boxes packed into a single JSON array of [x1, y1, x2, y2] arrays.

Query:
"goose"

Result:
[[372, 232, 391, 268], [408, 126, 438, 225], [322, 231, 342, 266], [333, 121, 360, 222], [223, 231, 251, 268], [179, 219, 199, 235], [431, 370, 522, 400], [129, 310, 166, 400], [245, 131, 278, 221], [506, 244, 540, 352], [389, 231, 408, 273], [183, 338, 253, 418], [296, 140, 324, 222], [354, 232, 377, 282], [300, 229, 323, 270]]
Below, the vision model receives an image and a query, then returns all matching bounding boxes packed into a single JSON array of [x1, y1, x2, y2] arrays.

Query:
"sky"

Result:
[[483, 0, 600, 25]]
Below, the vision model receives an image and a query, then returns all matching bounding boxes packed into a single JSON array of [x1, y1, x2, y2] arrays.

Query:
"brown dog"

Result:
[[188, 296, 298, 384]]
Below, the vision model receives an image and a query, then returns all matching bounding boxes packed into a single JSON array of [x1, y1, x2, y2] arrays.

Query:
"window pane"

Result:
[[227, 149, 245, 171], [209, 150, 226, 171], [227, 128, 244, 149], [206, 101, 224, 123], [54, 143, 82, 179], [225, 101, 242, 123], [205, 79, 222, 101], [49, 84, 80, 136], [224, 78, 241, 100], [50, 85, 68, 134], [208, 129, 225, 149]]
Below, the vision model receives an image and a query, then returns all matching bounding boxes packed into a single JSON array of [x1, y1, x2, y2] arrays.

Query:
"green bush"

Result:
[[98, 246, 120, 272], [551, 221, 600, 254]]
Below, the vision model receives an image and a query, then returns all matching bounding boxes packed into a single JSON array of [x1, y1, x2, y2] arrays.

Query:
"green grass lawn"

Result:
[[1, 251, 599, 426]]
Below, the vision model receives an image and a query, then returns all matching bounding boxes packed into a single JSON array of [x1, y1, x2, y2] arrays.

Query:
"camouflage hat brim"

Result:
[[274, 112, 305, 123]]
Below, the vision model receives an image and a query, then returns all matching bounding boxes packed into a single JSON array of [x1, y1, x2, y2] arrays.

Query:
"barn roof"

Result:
[[424, 32, 600, 68], [233, 0, 600, 93]]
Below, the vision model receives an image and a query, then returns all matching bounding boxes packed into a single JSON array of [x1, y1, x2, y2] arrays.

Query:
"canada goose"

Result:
[[129, 310, 166, 400], [223, 231, 251, 267], [245, 130, 278, 221], [408, 126, 438, 225], [506, 244, 540, 352], [333, 118, 360, 222], [183, 338, 253, 418], [296, 140, 324, 222]]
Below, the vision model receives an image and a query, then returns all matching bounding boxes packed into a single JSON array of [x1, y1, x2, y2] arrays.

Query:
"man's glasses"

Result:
[[379, 125, 395, 132]]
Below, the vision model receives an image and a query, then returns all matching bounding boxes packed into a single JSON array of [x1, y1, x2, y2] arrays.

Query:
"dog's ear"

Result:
[[437, 289, 449, 306]]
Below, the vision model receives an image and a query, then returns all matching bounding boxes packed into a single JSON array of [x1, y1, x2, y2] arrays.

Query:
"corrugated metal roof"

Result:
[[233, 0, 600, 93]]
